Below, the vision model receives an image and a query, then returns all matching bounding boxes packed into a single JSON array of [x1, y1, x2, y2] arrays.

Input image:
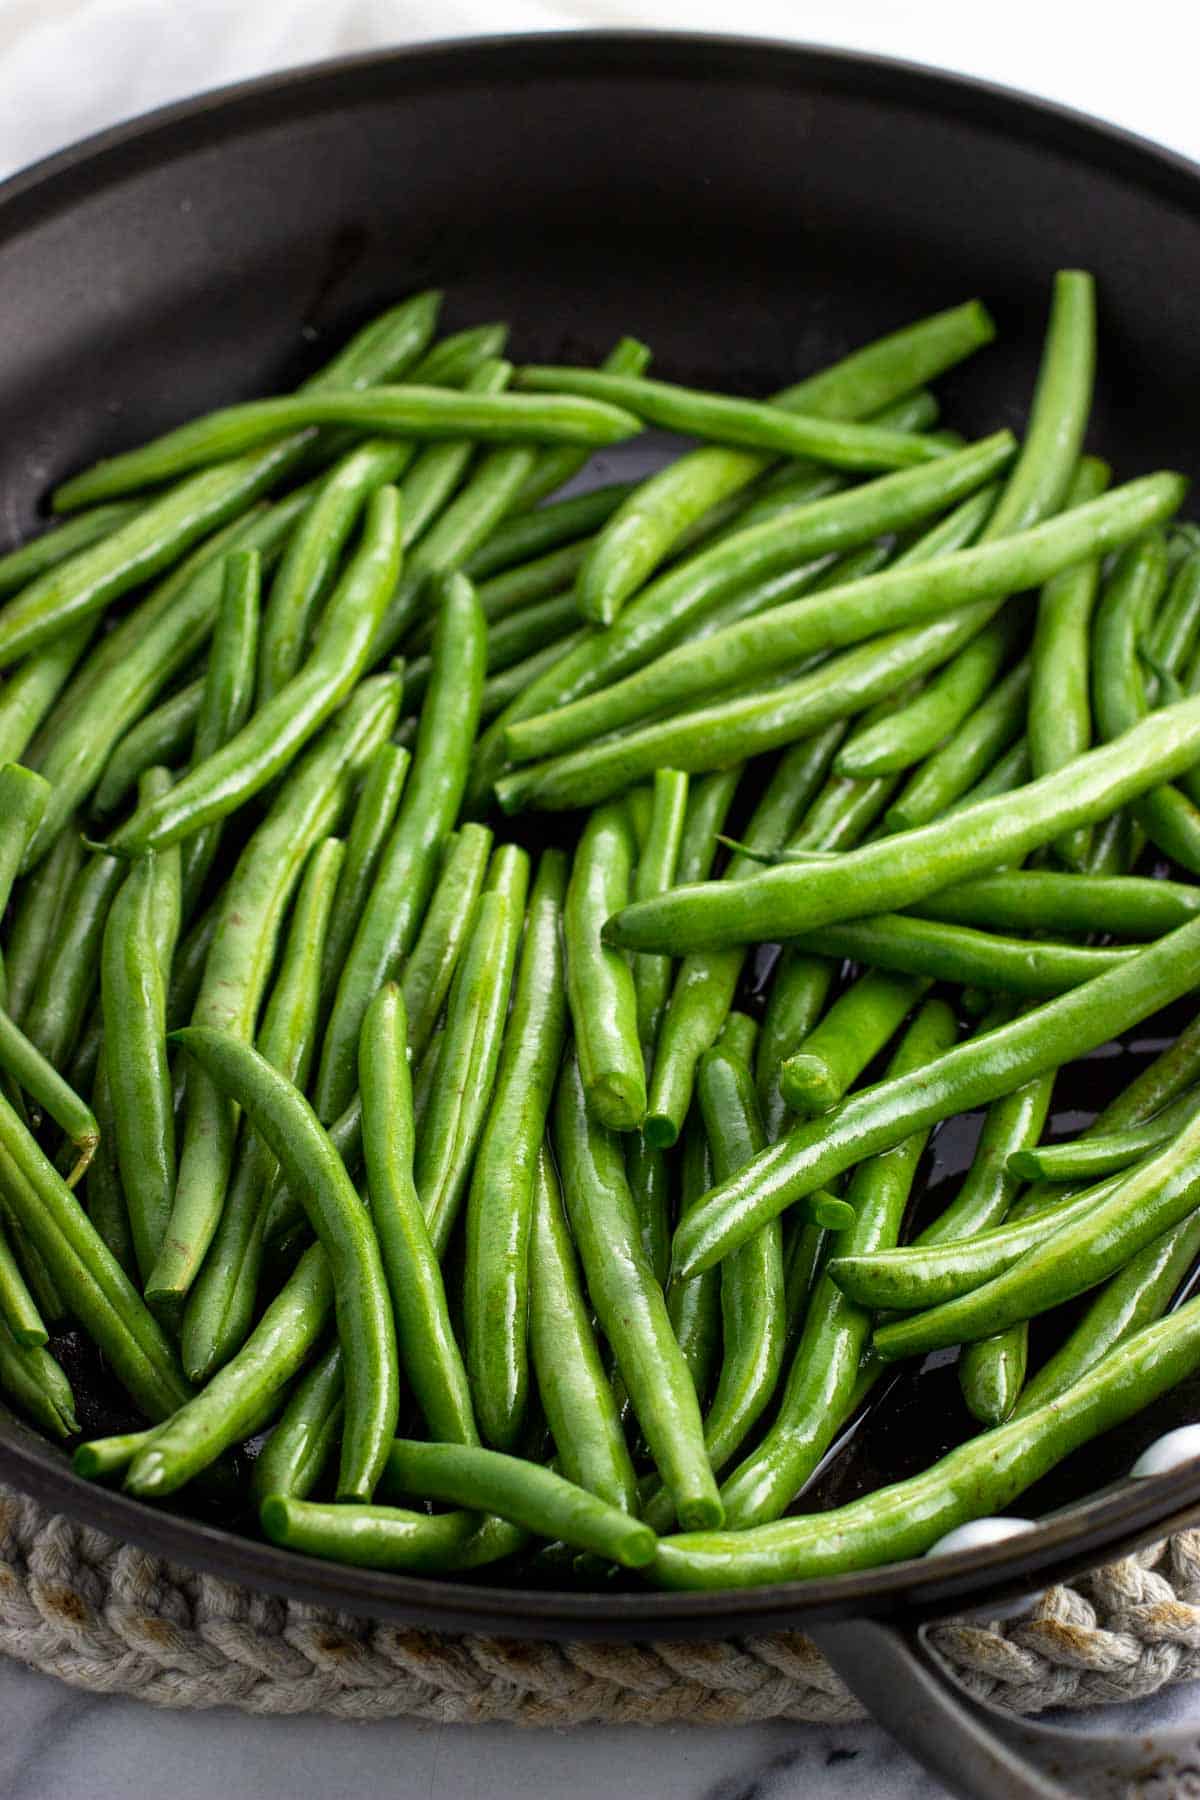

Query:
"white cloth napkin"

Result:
[[0, 0, 1196, 181]]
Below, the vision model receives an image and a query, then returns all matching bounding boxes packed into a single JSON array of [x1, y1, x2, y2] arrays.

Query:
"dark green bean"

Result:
[[553, 1049, 722, 1530], [315, 574, 485, 1122], [94, 680, 204, 814], [1093, 535, 1200, 874], [169, 1027, 398, 1501], [147, 674, 400, 1312], [1027, 457, 1111, 867], [565, 801, 645, 1132], [251, 1342, 344, 1504], [178, 550, 263, 910], [873, 1108, 1200, 1361], [83, 1054, 134, 1276], [0, 1092, 190, 1418], [0, 1006, 99, 1184], [719, 1000, 957, 1528], [755, 955, 834, 1143], [125, 1241, 334, 1496], [360, 983, 477, 1445], [181, 838, 344, 1383], [466, 483, 635, 580], [505, 435, 1016, 764], [781, 914, 1136, 998], [399, 824, 492, 1062], [465, 852, 567, 1450], [386, 1437, 656, 1567], [4, 827, 84, 1025], [669, 915, 1200, 1279], [318, 744, 412, 1020], [0, 1321, 78, 1438], [25, 495, 310, 864], [652, 1295, 1200, 1590], [529, 1147, 639, 1510], [111, 491, 401, 854], [480, 629, 590, 723], [417, 851, 529, 1257]]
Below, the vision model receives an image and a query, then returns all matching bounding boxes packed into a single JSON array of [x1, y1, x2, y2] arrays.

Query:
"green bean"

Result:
[[111, 492, 401, 855], [25, 496, 310, 865], [0, 1218, 47, 1346], [4, 827, 84, 1025], [609, 688, 1200, 959], [258, 442, 409, 706], [465, 852, 567, 1449], [262, 1091, 365, 1247], [0, 1322, 77, 1438], [1028, 457, 1112, 867], [406, 321, 509, 387], [516, 364, 954, 467], [835, 609, 1021, 778], [652, 1294, 1200, 1590], [126, 1241, 333, 1496], [57, 386, 641, 515], [670, 915, 1200, 1279], [563, 801, 644, 1131], [169, 1028, 398, 1500], [631, 769, 690, 1058], [0, 622, 98, 764], [181, 838, 344, 1383], [756, 955, 834, 1143], [466, 483, 635, 580], [719, 999, 958, 1528], [504, 434, 1016, 764], [399, 824, 492, 1061], [717, 1010, 758, 1065], [171, 552, 263, 911], [780, 971, 930, 1115], [83, 1055, 134, 1276], [1010, 1087, 1200, 1182], [917, 1070, 1054, 1249], [251, 1342, 344, 1503], [643, 729, 843, 1149], [887, 661, 1032, 831], [93, 680, 204, 814], [1149, 548, 1200, 675], [529, 1147, 639, 1510], [626, 1137, 673, 1290], [781, 914, 1136, 998], [0, 501, 140, 596], [694, 1044, 785, 1483], [395, 358, 513, 546], [21, 842, 123, 1065], [0, 1007, 99, 1183], [873, 1107, 1200, 1361], [480, 629, 590, 723], [553, 1049, 722, 1530], [403, 590, 582, 713], [259, 1494, 521, 1573], [146, 673, 400, 1311], [0, 1092, 190, 1417], [1016, 1209, 1200, 1416], [386, 1437, 655, 1567], [959, 1330, 1029, 1427], [474, 540, 594, 625], [1093, 535, 1200, 873], [0, 767, 49, 928], [676, 769, 743, 886], [315, 575, 485, 1121], [911, 869, 1197, 938], [417, 852, 529, 1257], [360, 983, 476, 1444], [509, 336, 653, 510], [318, 745, 412, 1020], [666, 1123, 722, 1408], [164, 906, 219, 1033]]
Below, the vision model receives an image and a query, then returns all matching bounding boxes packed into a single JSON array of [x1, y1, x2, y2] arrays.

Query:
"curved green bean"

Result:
[[251, 1342, 344, 1504], [1010, 1087, 1200, 1182]]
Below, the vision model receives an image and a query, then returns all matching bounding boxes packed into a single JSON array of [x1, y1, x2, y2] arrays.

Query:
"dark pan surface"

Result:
[[2, 33, 1200, 1637]]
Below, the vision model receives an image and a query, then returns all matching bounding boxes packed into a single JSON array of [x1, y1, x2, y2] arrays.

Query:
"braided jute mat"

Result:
[[3, 1483, 1200, 1725]]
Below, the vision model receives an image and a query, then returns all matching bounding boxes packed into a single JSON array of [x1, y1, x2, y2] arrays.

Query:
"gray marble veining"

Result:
[[3, 1652, 1200, 1800]]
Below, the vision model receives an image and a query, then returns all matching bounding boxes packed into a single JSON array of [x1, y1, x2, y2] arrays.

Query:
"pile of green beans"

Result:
[[0, 275, 1197, 1596]]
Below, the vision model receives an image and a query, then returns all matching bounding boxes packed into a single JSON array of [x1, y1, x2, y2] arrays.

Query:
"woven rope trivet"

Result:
[[3, 1484, 1200, 1724]]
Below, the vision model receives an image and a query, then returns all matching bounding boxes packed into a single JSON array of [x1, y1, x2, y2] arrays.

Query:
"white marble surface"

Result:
[[2, 3, 1200, 1796]]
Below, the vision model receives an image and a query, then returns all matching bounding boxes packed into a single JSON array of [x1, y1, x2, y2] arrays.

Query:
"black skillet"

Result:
[[2, 34, 1200, 1796]]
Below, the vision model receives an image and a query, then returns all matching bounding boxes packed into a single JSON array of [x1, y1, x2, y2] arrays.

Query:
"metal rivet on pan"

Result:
[[1130, 1425, 1200, 1479], [925, 1517, 1043, 1619]]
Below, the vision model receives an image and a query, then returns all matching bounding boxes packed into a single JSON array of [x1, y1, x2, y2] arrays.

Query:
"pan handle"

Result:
[[808, 1613, 1200, 1799]]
